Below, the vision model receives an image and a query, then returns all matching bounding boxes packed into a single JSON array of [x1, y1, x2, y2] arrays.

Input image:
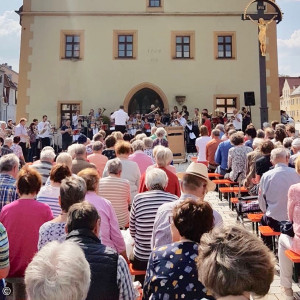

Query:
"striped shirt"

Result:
[[0, 223, 9, 269], [30, 161, 53, 185], [0, 174, 17, 211], [130, 190, 178, 262], [99, 176, 131, 228], [37, 185, 61, 217]]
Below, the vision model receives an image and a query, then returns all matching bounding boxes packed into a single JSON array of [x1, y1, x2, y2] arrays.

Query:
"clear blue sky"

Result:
[[0, 0, 299, 75]]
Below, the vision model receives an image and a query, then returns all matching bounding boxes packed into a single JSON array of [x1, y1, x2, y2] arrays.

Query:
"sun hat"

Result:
[[177, 162, 216, 191]]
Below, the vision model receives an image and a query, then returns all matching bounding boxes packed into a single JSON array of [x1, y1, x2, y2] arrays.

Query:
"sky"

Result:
[[0, 0, 299, 76]]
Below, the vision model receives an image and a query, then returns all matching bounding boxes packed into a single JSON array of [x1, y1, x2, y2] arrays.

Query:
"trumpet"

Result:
[[146, 106, 160, 117]]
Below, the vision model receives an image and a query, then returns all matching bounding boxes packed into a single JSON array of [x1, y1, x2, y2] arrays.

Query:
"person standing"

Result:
[[232, 109, 243, 131], [110, 105, 129, 134], [61, 119, 73, 151], [38, 115, 51, 149], [201, 113, 212, 136], [14, 118, 29, 162], [206, 129, 221, 172]]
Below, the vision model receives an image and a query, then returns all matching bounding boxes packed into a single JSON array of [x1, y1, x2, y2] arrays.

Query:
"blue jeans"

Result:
[[215, 166, 227, 176]]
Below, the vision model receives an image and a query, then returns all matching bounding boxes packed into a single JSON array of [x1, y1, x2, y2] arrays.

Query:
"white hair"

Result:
[[151, 126, 157, 135], [4, 137, 13, 145], [154, 145, 168, 167], [145, 168, 168, 190], [40, 149, 56, 162], [143, 137, 153, 149], [270, 147, 290, 163], [252, 138, 264, 149], [56, 152, 72, 171], [156, 127, 167, 138], [25, 241, 91, 300], [165, 147, 173, 165], [67, 144, 77, 159], [107, 158, 122, 175], [132, 140, 144, 152], [0, 153, 19, 172], [135, 133, 147, 141], [263, 122, 271, 129]]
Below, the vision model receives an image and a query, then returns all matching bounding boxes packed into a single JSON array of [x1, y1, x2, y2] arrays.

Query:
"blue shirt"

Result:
[[214, 139, 233, 170], [258, 163, 300, 221], [0, 174, 17, 212]]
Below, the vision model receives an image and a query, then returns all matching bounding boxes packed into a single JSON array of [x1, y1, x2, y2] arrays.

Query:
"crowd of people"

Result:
[[0, 108, 298, 300]]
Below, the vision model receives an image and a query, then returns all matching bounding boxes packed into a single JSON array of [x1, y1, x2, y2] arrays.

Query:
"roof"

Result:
[[279, 77, 300, 97], [292, 86, 300, 97], [3, 74, 17, 90]]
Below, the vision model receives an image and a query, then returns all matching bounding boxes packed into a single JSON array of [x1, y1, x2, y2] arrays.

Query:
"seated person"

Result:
[[197, 225, 275, 300], [143, 199, 215, 300], [66, 201, 136, 300], [25, 241, 91, 300]]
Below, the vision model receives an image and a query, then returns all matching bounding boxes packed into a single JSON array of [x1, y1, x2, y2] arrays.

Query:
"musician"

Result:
[[181, 105, 189, 120], [242, 107, 251, 132], [161, 108, 171, 126], [27, 122, 38, 162], [127, 114, 137, 136], [193, 108, 200, 126], [14, 118, 29, 162], [175, 112, 187, 127], [95, 108, 103, 119], [38, 115, 51, 149], [110, 105, 129, 133], [231, 109, 242, 131], [143, 117, 151, 135], [7, 119, 14, 137], [61, 119, 74, 151], [147, 104, 156, 124], [155, 113, 164, 128], [72, 110, 80, 127], [135, 113, 144, 130], [202, 113, 212, 136], [171, 106, 179, 115], [0, 122, 7, 139], [73, 119, 86, 142]]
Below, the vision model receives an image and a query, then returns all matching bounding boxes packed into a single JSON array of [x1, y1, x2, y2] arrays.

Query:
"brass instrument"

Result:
[[146, 106, 160, 117]]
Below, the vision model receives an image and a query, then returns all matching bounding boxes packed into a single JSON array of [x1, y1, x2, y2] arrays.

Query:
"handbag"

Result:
[[280, 220, 294, 237]]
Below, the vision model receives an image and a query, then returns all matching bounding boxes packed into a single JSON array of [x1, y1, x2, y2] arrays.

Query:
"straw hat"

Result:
[[177, 162, 216, 192]]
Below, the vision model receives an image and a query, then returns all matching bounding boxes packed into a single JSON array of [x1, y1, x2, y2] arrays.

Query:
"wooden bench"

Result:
[[259, 226, 280, 253], [219, 186, 248, 201], [247, 213, 264, 235], [128, 263, 146, 276], [285, 250, 300, 283]]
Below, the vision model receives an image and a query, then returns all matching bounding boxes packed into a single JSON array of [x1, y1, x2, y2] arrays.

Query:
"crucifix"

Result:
[[242, 0, 283, 126]]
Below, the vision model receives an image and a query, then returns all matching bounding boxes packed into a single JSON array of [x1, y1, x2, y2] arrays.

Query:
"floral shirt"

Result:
[[102, 149, 116, 160], [143, 241, 215, 300], [38, 222, 66, 250]]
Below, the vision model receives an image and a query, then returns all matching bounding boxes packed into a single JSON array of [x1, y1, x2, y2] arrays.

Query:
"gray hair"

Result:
[[92, 141, 104, 152], [165, 147, 173, 165], [270, 147, 290, 163], [252, 138, 264, 149], [40, 149, 56, 162], [156, 127, 167, 139], [263, 122, 271, 129], [211, 129, 220, 137], [143, 137, 153, 149], [67, 144, 77, 159], [145, 168, 168, 190], [215, 124, 224, 132], [132, 140, 144, 152], [56, 152, 72, 171], [74, 144, 87, 157], [135, 133, 147, 141], [283, 137, 293, 149], [151, 126, 157, 135], [41, 146, 55, 153], [107, 158, 122, 175], [25, 241, 91, 300], [256, 129, 265, 139], [4, 137, 13, 146], [154, 145, 168, 167], [0, 153, 19, 172]]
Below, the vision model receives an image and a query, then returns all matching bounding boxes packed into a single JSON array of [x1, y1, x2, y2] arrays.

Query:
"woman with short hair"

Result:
[[197, 225, 275, 300], [103, 141, 140, 202], [130, 168, 178, 278], [153, 127, 168, 148], [195, 125, 212, 165], [225, 132, 252, 182], [143, 199, 215, 300], [77, 167, 126, 254], [102, 135, 117, 160], [0, 167, 53, 298]]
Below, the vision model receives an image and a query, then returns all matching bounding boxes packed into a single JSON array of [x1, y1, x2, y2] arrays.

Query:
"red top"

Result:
[[0, 199, 53, 277], [203, 119, 212, 136], [139, 167, 181, 197]]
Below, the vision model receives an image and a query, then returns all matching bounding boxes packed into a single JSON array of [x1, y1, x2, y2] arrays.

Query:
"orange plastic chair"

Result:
[[247, 213, 264, 235], [128, 263, 146, 276], [285, 250, 300, 282], [208, 173, 223, 178], [259, 226, 280, 253]]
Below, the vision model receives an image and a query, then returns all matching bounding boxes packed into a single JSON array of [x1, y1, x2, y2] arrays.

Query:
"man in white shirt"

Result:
[[232, 109, 242, 131], [14, 117, 29, 162], [110, 105, 129, 133], [72, 110, 80, 127], [38, 115, 51, 149], [176, 112, 187, 127]]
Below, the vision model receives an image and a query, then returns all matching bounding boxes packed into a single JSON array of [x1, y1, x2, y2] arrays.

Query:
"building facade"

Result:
[[17, 0, 280, 128]]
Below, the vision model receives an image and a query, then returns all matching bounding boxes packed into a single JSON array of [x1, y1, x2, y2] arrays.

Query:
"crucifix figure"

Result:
[[242, 0, 283, 126]]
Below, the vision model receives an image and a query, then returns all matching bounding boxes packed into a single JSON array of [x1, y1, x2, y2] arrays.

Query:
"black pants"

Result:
[[260, 215, 281, 250], [115, 125, 126, 134], [41, 137, 50, 149], [132, 257, 148, 284], [19, 142, 28, 162]]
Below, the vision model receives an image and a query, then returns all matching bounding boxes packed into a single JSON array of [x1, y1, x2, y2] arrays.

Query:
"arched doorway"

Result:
[[123, 82, 169, 115], [128, 88, 164, 115]]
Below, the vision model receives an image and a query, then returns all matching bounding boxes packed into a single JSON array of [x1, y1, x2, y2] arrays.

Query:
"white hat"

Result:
[[177, 162, 216, 192]]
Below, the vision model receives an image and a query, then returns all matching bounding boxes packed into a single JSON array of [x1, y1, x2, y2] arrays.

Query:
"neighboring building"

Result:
[[280, 77, 300, 121], [17, 0, 280, 128], [0, 64, 18, 122]]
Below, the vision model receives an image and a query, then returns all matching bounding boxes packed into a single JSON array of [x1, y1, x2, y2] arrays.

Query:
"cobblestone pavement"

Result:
[[175, 160, 300, 300]]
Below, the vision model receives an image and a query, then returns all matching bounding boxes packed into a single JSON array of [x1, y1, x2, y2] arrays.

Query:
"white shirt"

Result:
[[232, 113, 242, 130], [38, 121, 51, 138], [14, 124, 28, 143], [196, 136, 212, 161], [178, 117, 187, 127], [72, 115, 79, 127], [110, 109, 129, 126]]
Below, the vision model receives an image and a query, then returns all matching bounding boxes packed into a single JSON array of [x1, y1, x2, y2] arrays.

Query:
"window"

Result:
[[118, 35, 133, 58], [171, 31, 195, 59], [60, 30, 84, 60], [113, 31, 137, 59], [214, 32, 236, 60], [65, 35, 80, 59], [59, 103, 81, 126], [215, 97, 238, 118], [149, 0, 160, 7]]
